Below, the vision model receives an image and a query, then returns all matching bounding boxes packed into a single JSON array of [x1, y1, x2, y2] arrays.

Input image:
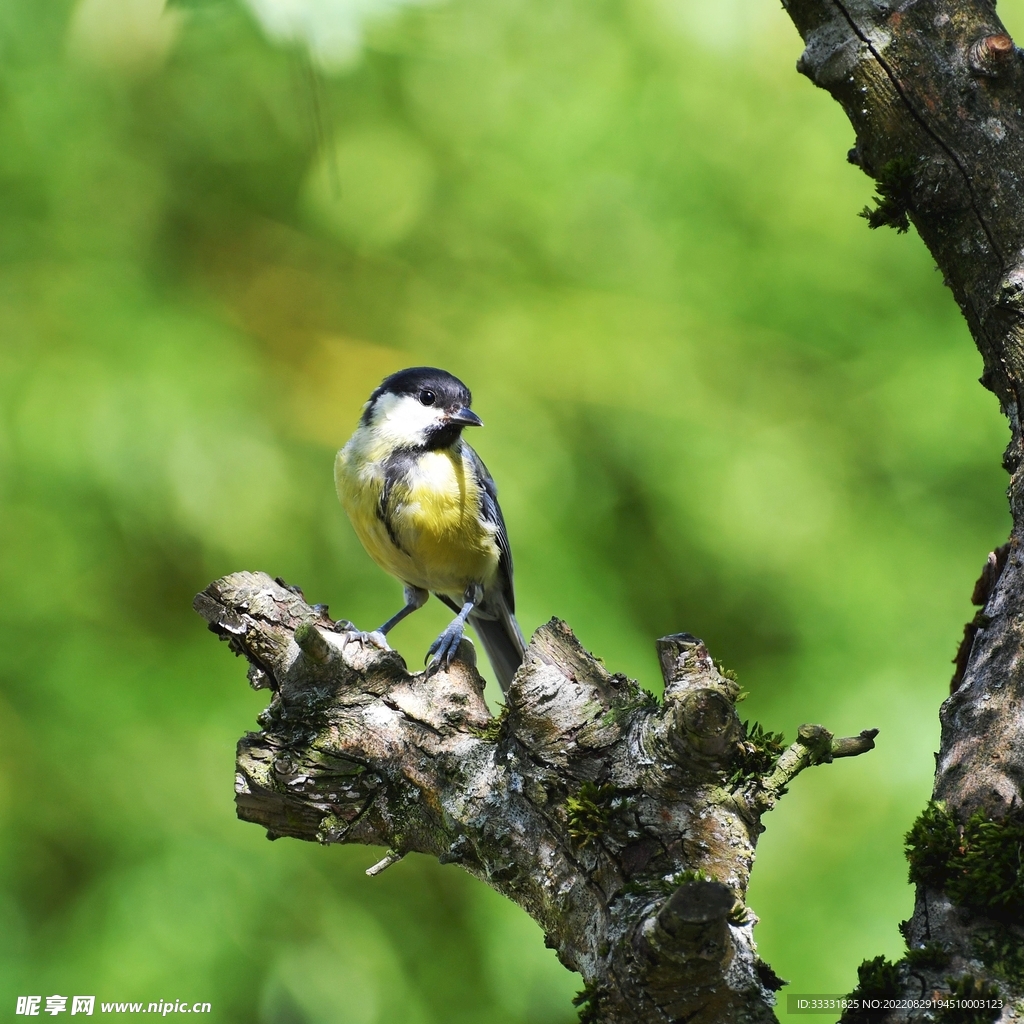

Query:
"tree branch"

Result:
[[196, 572, 874, 1023], [780, 0, 1024, 1015]]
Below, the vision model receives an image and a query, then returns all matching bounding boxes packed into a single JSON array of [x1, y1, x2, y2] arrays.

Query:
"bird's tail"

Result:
[[470, 599, 527, 694]]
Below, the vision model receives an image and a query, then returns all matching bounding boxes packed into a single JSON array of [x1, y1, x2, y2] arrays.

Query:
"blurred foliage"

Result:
[[0, 0, 1019, 1019]]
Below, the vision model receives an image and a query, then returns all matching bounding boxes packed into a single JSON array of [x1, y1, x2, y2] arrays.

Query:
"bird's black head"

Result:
[[362, 367, 483, 450]]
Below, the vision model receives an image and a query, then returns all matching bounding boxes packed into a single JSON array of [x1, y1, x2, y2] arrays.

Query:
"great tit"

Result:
[[335, 367, 526, 691]]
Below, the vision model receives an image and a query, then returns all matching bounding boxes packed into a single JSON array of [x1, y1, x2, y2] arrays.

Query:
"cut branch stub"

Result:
[[197, 572, 875, 1024], [657, 633, 738, 701]]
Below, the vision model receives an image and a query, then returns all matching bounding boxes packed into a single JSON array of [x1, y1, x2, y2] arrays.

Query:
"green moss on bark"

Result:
[[938, 976, 1001, 1024], [839, 956, 901, 1024], [904, 942, 951, 970], [859, 157, 915, 233], [469, 704, 509, 742], [729, 721, 786, 788], [573, 984, 603, 1024], [566, 782, 624, 846], [905, 802, 1024, 922], [972, 925, 1024, 988]]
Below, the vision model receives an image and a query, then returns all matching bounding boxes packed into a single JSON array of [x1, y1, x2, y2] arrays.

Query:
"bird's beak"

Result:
[[449, 407, 483, 427]]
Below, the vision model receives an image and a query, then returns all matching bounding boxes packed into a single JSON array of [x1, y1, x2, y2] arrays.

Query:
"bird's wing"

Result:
[[465, 443, 515, 612]]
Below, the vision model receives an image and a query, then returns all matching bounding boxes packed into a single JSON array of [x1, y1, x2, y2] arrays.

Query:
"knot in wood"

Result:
[[796, 723, 834, 765], [659, 879, 734, 933], [969, 33, 1015, 77], [675, 688, 741, 759], [997, 267, 1024, 309]]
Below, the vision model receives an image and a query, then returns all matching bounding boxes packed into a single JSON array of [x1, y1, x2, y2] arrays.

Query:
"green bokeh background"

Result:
[[1, 0, 1019, 1020]]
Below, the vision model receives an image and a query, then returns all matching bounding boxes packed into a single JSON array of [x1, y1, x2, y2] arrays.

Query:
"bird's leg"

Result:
[[377, 585, 429, 636], [347, 586, 428, 650], [426, 584, 483, 673]]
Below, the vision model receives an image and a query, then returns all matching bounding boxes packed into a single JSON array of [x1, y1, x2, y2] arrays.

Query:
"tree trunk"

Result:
[[195, 573, 874, 1023], [779, 0, 1024, 1019]]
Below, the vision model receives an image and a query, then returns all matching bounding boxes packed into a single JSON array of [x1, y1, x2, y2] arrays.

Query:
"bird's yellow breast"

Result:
[[335, 439, 500, 600]]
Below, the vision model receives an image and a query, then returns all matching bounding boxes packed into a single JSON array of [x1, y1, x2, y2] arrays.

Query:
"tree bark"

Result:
[[779, 0, 1024, 1018], [195, 572, 875, 1023]]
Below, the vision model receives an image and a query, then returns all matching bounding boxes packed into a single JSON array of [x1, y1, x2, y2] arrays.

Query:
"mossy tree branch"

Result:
[[780, 0, 1024, 1015], [195, 573, 875, 1024]]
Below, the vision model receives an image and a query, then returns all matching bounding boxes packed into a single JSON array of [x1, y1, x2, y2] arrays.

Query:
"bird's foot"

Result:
[[345, 628, 391, 651], [426, 621, 467, 674]]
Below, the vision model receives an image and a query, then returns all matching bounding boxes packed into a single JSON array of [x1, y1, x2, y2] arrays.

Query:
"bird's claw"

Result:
[[426, 622, 466, 674], [348, 629, 391, 651]]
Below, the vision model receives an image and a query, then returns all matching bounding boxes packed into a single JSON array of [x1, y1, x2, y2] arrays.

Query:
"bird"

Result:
[[334, 366, 527, 692]]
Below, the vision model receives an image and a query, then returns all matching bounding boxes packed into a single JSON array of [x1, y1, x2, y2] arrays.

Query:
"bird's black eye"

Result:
[[419, 390, 436, 406]]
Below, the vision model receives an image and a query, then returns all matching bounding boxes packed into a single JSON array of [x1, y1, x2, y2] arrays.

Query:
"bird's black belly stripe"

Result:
[[378, 449, 418, 554]]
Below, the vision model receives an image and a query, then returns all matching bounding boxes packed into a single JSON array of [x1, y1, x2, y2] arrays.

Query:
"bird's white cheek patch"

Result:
[[373, 393, 446, 448]]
